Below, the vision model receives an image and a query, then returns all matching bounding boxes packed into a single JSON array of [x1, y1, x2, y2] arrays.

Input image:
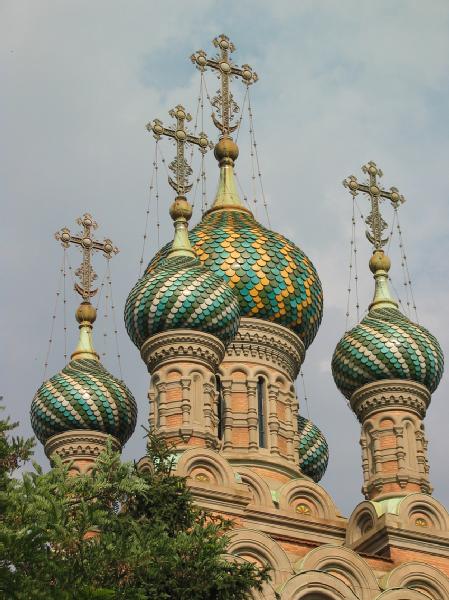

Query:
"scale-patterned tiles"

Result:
[[332, 307, 444, 399], [297, 415, 329, 483], [125, 254, 240, 348], [147, 209, 323, 349], [31, 358, 137, 445]]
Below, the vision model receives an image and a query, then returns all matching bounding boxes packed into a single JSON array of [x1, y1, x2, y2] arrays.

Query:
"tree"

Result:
[[0, 407, 270, 600]]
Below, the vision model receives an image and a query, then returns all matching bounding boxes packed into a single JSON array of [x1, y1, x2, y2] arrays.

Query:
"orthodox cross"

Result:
[[147, 105, 212, 196], [191, 34, 258, 136], [55, 213, 118, 300], [343, 161, 405, 249]]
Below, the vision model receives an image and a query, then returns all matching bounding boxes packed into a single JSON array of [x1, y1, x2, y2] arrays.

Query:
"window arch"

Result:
[[216, 374, 224, 440], [257, 376, 267, 448]]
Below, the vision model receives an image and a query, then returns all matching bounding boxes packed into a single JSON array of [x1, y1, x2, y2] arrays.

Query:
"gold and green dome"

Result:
[[147, 144, 323, 350], [332, 306, 444, 400], [31, 358, 137, 445], [125, 254, 240, 348], [297, 415, 329, 483], [332, 251, 444, 400]]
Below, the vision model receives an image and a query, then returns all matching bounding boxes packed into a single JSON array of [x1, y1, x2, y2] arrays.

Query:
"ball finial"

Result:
[[214, 137, 239, 166], [75, 302, 97, 324], [169, 196, 193, 222], [369, 250, 391, 274]]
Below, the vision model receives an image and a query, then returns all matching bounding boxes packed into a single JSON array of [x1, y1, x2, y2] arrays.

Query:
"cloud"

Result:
[[2, 0, 449, 516]]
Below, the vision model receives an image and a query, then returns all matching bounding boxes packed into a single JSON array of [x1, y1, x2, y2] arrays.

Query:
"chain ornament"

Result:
[[55, 214, 118, 300], [343, 161, 405, 250], [147, 105, 212, 196], [191, 34, 258, 137]]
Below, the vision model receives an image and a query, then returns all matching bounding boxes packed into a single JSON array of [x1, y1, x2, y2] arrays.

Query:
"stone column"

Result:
[[352, 379, 432, 500], [141, 329, 225, 450], [44, 430, 121, 475]]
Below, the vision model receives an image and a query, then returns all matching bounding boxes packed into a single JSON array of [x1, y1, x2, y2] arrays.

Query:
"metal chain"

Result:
[[42, 253, 65, 380], [395, 207, 419, 321], [139, 142, 158, 276], [247, 88, 271, 227], [62, 249, 68, 362], [107, 261, 123, 379], [299, 369, 310, 419]]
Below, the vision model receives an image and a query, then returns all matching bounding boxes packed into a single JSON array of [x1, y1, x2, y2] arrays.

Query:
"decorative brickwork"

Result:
[[44, 430, 120, 474]]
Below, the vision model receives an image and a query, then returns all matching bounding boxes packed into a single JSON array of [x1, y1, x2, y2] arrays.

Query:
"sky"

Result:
[[1, 0, 449, 516]]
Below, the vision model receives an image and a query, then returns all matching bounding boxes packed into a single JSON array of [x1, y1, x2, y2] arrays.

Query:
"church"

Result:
[[30, 35, 449, 599]]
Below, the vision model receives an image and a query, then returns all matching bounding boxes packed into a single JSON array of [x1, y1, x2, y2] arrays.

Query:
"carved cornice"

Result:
[[141, 329, 225, 373], [364, 473, 433, 500], [351, 380, 430, 422], [226, 318, 305, 380], [44, 430, 121, 463]]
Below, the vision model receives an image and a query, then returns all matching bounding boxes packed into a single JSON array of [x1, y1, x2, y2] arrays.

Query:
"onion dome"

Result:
[[297, 415, 329, 483], [31, 302, 137, 445], [125, 196, 240, 349], [147, 138, 323, 350], [332, 250, 444, 400]]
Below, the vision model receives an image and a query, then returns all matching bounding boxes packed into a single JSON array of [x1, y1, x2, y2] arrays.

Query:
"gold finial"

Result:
[[71, 302, 99, 361], [191, 34, 258, 137], [168, 195, 195, 258], [147, 104, 212, 196], [368, 249, 398, 310], [55, 214, 118, 361], [55, 213, 118, 300], [343, 161, 405, 250]]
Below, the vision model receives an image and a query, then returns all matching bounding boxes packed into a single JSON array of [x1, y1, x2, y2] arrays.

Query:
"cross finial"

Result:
[[191, 34, 258, 137], [343, 161, 405, 250], [147, 104, 212, 196], [55, 214, 118, 300]]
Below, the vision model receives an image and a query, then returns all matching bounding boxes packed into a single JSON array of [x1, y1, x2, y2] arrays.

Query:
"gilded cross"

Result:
[[343, 161, 405, 249], [147, 105, 212, 196], [55, 214, 118, 300], [191, 34, 258, 136]]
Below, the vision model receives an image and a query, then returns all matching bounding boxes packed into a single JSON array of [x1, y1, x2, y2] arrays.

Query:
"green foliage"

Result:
[[0, 411, 270, 600]]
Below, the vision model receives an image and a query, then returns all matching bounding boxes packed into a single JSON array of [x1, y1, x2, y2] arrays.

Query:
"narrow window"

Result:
[[216, 375, 224, 440], [257, 376, 266, 448]]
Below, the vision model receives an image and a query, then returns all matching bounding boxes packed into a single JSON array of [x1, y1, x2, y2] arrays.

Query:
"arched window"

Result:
[[216, 375, 224, 440], [257, 376, 266, 448]]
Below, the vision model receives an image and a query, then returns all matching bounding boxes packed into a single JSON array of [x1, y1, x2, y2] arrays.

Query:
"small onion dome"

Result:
[[297, 415, 329, 483], [31, 358, 137, 445], [332, 307, 444, 400], [125, 254, 240, 349], [147, 211, 323, 349]]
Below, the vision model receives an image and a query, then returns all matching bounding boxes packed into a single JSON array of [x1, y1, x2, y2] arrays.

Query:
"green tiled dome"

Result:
[[31, 358, 137, 445], [297, 415, 329, 483], [332, 307, 444, 400], [147, 209, 323, 349], [125, 255, 240, 348]]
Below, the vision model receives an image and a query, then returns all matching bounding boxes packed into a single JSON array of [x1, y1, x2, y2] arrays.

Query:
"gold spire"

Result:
[[55, 214, 118, 361], [71, 302, 99, 360], [168, 195, 196, 258], [368, 250, 398, 310], [191, 35, 258, 215], [343, 161, 405, 312]]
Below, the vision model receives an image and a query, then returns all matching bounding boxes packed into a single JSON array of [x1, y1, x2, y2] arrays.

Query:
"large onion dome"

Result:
[[147, 139, 323, 349], [125, 196, 240, 349], [332, 250, 444, 400], [31, 303, 137, 445], [297, 415, 329, 483]]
